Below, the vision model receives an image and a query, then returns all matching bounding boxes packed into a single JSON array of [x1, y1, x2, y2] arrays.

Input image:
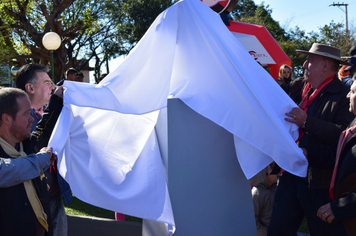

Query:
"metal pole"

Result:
[[329, 2, 349, 32], [50, 50, 54, 82], [345, 4, 348, 32]]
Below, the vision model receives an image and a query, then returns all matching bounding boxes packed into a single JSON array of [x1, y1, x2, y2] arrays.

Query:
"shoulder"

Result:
[[326, 76, 350, 95], [289, 77, 305, 88], [0, 144, 9, 157], [288, 77, 305, 103]]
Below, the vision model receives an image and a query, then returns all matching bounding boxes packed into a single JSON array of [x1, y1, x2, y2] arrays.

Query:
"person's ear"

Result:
[[323, 59, 330, 71], [25, 83, 34, 94], [1, 113, 13, 126]]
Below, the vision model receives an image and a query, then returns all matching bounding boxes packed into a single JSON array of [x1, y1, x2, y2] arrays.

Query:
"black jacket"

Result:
[[0, 94, 63, 236], [289, 76, 355, 189], [0, 145, 53, 236], [329, 118, 356, 235]]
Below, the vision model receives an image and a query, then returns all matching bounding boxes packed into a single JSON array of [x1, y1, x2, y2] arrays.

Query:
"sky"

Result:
[[253, 0, 356, 33]]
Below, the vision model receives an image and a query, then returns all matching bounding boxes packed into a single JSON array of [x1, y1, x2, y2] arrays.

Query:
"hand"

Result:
[[301, 148, 308, 159], [285, 107, 307, 127], [38, 147, 54, 162], [53, 86, 63, 98], [317, 203, 335, 223]]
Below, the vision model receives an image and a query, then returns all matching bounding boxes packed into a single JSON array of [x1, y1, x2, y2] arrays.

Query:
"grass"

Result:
[[64, 196, 142, 223], [299, 217, 309, 234], [65, 196, 309, 233]]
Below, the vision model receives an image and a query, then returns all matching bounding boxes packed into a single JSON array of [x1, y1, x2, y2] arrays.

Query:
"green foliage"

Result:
[[91, 0, 176, 78], [0, 0, 354, 81], [109, 0, 176, 56], [316, 21, 356, 57], [0, 0, 126, 82], [279, 27, 316, 77], [232, 0, 288, 41], [232, 0, 257, 19]]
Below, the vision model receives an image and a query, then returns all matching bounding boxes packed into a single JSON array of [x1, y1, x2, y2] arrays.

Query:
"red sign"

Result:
[[201, 0, 231, 14]]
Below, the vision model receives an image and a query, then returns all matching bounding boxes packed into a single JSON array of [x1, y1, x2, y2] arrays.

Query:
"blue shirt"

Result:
[[0, 152, 50, 187]]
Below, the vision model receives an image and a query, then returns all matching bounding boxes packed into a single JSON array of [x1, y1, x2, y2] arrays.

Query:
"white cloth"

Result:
[[49, 0, 307, 233]]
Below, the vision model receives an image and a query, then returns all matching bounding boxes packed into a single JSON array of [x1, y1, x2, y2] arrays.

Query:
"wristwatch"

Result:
[[302, 119, 307, 129]]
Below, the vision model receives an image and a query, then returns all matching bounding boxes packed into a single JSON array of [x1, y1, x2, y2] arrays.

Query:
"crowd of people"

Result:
[[0, 65, 105, 236], [251, 43, 356, 236], [1, 40, 356, 236]]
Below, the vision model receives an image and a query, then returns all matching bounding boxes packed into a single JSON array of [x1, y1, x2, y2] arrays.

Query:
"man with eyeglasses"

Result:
[[16, 64, 72, 236], [15, 64, 56, 130]]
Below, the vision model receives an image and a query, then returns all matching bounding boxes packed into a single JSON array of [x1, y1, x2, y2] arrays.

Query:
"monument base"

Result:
[[143, 99, 256, 236]]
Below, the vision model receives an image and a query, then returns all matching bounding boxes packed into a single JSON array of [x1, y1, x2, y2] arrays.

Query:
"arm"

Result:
[[304, 110, 351, 145], [304, 83, 354, 145], [317, 203, 335, 223], [286, 96, 352, 146], [318, 193, 356, 223], [330, 193, 356, 220], [299, 89, 354, 167], [0, 147, 54, 188]]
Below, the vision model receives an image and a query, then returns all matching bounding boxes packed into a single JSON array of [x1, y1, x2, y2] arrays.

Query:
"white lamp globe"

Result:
[[42, 32, 61, 51], [10, 66, 19, 76]]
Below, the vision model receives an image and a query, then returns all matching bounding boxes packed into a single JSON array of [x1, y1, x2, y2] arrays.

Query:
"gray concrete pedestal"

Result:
[[143, 99, 256, 236]]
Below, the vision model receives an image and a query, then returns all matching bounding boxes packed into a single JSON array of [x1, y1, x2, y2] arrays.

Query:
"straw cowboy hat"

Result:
[[296, 43, 352, 66]]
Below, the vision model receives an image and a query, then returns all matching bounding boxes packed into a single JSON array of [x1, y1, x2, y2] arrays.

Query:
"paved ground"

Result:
[[67, 214, 310, 236], [67, 215, 142, 236]]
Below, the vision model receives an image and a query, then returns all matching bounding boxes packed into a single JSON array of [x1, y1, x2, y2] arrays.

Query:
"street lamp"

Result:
[[10, 66, 19, 76], [42, 32, 61, 82], [10, 66, 19, 87]]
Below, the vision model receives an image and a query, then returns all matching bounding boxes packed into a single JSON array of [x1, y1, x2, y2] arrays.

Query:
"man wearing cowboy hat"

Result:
[[268, 43, 355, 236]]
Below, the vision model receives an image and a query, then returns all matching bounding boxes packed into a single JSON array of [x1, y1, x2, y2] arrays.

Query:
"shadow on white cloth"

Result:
[[49, 0, 307, 234]]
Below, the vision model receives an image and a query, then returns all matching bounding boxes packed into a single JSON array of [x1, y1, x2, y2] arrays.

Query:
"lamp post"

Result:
[[42, 32, 61, 82], [10, 66, 19, 76], [10, 66, 19, 87]]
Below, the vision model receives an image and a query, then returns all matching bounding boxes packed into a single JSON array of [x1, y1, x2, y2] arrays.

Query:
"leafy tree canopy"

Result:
[[0, 0, 354, 81], [0, 0, 175, 82]]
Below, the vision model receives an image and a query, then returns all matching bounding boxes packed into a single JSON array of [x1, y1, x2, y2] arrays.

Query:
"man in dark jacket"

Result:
[[268, 43, 355, 236], [0, 88, 53, 236], [317, 77, 356, 236], [16, 64, 72, 236]]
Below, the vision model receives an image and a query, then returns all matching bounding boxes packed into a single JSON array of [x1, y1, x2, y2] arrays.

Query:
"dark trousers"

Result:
[[267, 172, 347, 236]]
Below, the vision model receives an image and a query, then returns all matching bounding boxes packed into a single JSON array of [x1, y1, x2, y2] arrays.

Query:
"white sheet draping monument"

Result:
[[48, 0, 307, 234]]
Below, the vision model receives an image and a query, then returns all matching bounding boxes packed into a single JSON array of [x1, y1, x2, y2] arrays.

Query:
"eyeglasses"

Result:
[[283, 70, 291, 74]]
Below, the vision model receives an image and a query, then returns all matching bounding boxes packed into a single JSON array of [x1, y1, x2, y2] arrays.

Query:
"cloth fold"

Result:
[[0, 137, 48, 231], [49, 0, 307, 233]]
